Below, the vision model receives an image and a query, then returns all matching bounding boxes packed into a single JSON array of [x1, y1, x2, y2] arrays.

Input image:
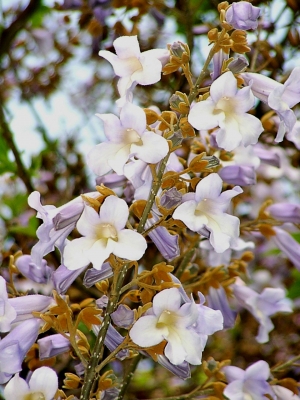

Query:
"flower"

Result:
[[173, 173, 243, 253], [87, 102, 169, 176], [218, 165, 256, 186], [233, 279, 292, 343], [28, 191, 97, 267], [241, 67, 300, 141], [4, 366, 58, 400], [0, 276, 17, 333], [188, 71, 264, 151], [223, 361, 274, 400], [38, 334, 71, 359], [129, 287, 223, 365], [225, 1, 261, 30], [99, 35, 169, 99], [63, 196, 147, 270], [0, 318, 41, 383]]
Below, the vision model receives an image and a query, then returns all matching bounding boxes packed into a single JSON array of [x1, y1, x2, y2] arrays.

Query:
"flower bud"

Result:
[[267, 203, 300, 224], [160, 188, 182, 209], [219, 165, 256, 186], [225, 1, 261, 30], [38, 333, 71, 359], [228, 55, 249, 73]]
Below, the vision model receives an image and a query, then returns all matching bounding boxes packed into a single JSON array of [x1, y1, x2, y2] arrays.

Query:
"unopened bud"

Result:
[[228, 55, 249, 73], [202, 155, 220, 168], [160, 188, 183, 209]]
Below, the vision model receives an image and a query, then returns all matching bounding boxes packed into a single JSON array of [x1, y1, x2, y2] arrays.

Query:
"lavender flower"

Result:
[[225, 1, 261, 30]]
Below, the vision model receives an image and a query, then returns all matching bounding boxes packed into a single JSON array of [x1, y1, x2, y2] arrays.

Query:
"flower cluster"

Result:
[[1, 1, 300, 399]]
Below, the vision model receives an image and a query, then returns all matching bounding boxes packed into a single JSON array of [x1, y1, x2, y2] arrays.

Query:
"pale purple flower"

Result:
[[157, 355, 191, 380], [206, 286, 237, 329], [8, 294, 53, 327], [83, 264, 113, 288], [28, 191, 97, 266], [287, 120, 300, 149], [160, 188, 183, 209], [272, 227, 300, 270], [233, 280, 292, 343], [0, 276, 17, 332], [228, 55, 249, 74], [88, 102, 169, 176], [15, 254, 52, 283], [99, 35, 169, 98], [92, 321, 129, 360], [219, 165, 256, 186], [52, 264, 86, 294], [254, 144, 281, 168], [111, 304, 134, 329], [0, 318, 41, 383], [200, 237, 255, 267], [173, 173, 242, 253], [211, 49, 229, 81], [188, 71, 264, 151], [63, 196, 147, 270], [129, 288, 223, 365], [225, 1, 261, 30], [241, 68, 300, 141], [272, 385, 300, 399], [145, 209, 180, 261], [267, 203, 300, 224], [223, 361, 273, 400], [38, 334, 71, 359], [4, 366, 58, 400]]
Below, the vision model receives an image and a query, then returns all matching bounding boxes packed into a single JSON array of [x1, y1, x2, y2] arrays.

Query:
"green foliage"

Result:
[[0, 135, 17, 175], [288, 270, 300, 300]]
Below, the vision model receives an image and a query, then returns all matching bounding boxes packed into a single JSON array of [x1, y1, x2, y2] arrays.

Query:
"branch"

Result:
[[0, 0, 41, 59], [0, 106, 34, 193]]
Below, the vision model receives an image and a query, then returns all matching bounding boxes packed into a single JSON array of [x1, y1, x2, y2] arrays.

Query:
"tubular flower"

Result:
[[129, 287, 223, 366], [225, 1, 261, 30], [241, 67, 300, 141], [63, 196, 147, 270], [88, 102, 169, 176], [188, 71, 264, 151], [223, 361, 274, 400], [173, 173, 243, 253]]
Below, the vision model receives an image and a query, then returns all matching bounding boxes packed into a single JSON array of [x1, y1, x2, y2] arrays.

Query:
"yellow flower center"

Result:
[[156, 310, 177, 329], [24, 393, 45, 400], [95, 223, 118, 241], [124, 128, 143, 145]]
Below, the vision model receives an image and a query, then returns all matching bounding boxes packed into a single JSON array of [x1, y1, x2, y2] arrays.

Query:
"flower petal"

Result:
[[130, 315, 165, 347], [29, 367, 58, 400], [63, 237, 95, 270], [4, 374, 29, 400], [99, 196, 129, 231], [188, 99, 220, 130], [113, 229, 147, 261], [131, 131, 169, 163]]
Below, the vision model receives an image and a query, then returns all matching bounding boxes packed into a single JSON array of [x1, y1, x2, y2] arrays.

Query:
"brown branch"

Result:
[[0, 0, 41, 59], [0, 106, 34, 193]]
